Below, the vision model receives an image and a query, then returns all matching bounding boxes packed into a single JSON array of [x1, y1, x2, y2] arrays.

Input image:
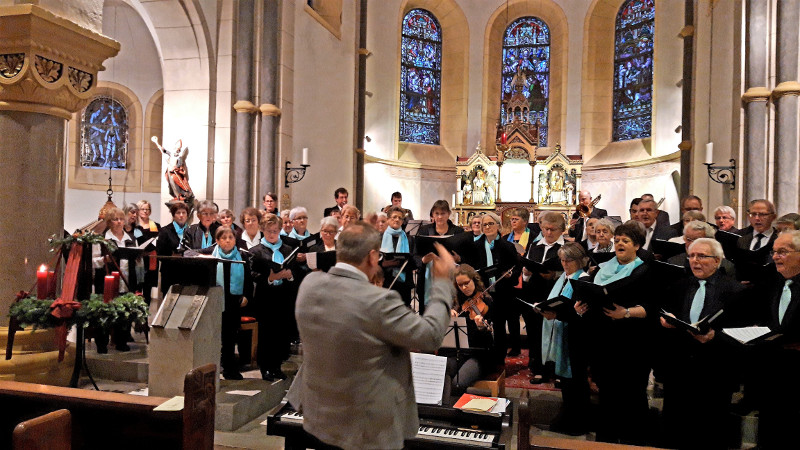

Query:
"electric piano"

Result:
[[266, 400, 512, 449]]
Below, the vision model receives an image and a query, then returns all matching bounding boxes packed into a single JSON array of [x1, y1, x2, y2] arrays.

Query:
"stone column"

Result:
[[0, 4, 119, 324], [230, 0, 256, 215], [773, 1, 800, 214], [257, 0, 280, 197], [741, 0, 771, 202]]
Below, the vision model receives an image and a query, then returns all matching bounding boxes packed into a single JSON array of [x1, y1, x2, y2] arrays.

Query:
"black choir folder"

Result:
[[516, 296, 571, 314], [588, 251, 616, 266], [520, 256, 562, 273], [651, 239, 686, 260], [414, 233, 472, 258], [261, 246, 300, 273], [651, 260, 687, 279], [305, 251, 336, 272], [568, 278, 615, 310], [659, 309, 723, 335]]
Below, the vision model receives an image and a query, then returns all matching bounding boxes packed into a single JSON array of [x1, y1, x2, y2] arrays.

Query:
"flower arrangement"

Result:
[[9, 293, 148, 332]]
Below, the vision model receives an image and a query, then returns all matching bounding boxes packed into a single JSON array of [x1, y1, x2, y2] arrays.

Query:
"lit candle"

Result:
[[302, 147, 309, 166], [37, 265, 48, 299], [47, 270, 57, 298], [501, 132, 507, 145], [111, 271, 120, 296], [104, 276, 115, 303], [705, 142, 713, 164]]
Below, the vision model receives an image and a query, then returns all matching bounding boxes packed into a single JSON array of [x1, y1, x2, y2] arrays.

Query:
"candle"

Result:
[[111, 271, 120, 296], [37, 265, 48, 299], [501, 132, 507, 145], [103, 276, 115, 303], [47, 270, 57, 298], [302, 147, 309, 166], [705, 142, 713, 164], [452, 194, 456, 206], [529, 212, 534, 223]]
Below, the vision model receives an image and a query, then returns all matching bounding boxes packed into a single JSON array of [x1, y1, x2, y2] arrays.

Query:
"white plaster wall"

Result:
[[212, 0, 235, 212], [651, 0, 684, 158], [364, 163, 454, 221], [63, 0, 165, 229], [289, 0, 357, 228], [27, 0, 105, 33], [582, 161, 681, 220]]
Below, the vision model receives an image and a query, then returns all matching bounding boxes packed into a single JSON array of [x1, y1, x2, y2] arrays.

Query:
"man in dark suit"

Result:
[[569, 190, 607, 241], [736, 199, 777, 252], [658, 238, 746, 449], [669, 195, 704, 235], [751, 231, 800, 449], [286, 223, 456, 450], [637, 198, 679, 251], [322, 187, 348, 217], [641, 193, 670, 228]]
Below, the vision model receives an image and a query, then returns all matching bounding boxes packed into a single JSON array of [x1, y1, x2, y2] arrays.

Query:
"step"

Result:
[[85, 341, 149, 383], [215, 377, 290, 432]]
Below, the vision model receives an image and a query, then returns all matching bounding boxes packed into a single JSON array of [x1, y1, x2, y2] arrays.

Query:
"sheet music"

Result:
[[306, 252, 318, 270], [410, 352, 447, 405], [723, 326, 771, 343]]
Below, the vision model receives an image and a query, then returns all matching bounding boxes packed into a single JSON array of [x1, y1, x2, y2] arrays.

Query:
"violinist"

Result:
[[444, 264, 503, 397]]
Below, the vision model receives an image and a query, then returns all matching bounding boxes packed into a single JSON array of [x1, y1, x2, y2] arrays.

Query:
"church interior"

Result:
[[1, 0, 798, 448]]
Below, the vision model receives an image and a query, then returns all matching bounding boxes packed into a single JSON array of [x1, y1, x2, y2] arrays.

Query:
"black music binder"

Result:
[[651, 239, 686, 260], [520, 256, 562, 273], [569, 278, 615, 310], [734, 246, 776, 282], [659, 308, 723, 335], [588, 251, 616, 266]]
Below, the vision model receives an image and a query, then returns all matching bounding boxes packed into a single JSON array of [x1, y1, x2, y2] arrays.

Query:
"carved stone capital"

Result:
[[772, 81, 800, 100], [233, 100, 258, 114], [0, 4, 120, 119], [741, 86, 772, 103], [259, 103, 281, 117]]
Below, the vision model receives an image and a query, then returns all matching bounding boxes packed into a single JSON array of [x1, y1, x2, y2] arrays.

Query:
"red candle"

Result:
[[103, 276, 115, 303], [111, 271, 120, 297], [501, 132, 507, 145], [47, 270, 57, 298], [37, 265, 48, 299]]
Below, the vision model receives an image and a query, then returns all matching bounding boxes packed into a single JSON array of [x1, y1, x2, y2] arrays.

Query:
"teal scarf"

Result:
[[261, 238, 285, 285], [288, 228, 310, 240], [542, 270, 585, 379], [594, 257, 643, 286], [200, 226, 212, 249], [213, 245, 244, 296], [172, 221, 187, 240], [484, 235, 499, 286], [381, 227, 409, 283]]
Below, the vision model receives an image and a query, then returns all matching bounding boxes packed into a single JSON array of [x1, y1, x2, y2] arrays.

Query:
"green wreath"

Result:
[[9, 293, 148, 332]]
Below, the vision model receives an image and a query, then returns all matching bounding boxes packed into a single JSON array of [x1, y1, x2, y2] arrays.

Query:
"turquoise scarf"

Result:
[[594, 257, 643, 286], [261, 237, 285, 285], [172, 221, 187, 240], [542, 270, 585, 379], [484, 235, 499, 286], [213, 245, 244, 295], [288, 228, 310, 240], [381, 227, 409, 283]]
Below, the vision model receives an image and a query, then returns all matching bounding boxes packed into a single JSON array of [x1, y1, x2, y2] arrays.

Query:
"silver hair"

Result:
[[558, 242, 589, 267], [713, 205, 736, 221], [682, 210, 706, 223], [684, 220, 715, 238], [483, 212, 501, 224], [594, 218, 617, 234], [197, 199, 218, 213], [540, 211, 566, 232], [688, 238, 724, 263], [337, 223, 380, 265], [320, 216, 339, 230], [376, 211, 388, 219], [781, 229, 800, 251], [123, 203, 138, 215], [289, 206, 308, 220]]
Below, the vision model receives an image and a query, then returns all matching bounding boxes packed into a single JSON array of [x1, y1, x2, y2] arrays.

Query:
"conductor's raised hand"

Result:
[[431, 242, 456, 279]]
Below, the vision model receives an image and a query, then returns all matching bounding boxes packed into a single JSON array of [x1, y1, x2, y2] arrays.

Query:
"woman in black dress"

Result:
[[155, 202, 193, 296]]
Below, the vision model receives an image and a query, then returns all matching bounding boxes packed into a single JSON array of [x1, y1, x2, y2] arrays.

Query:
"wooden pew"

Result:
[[13, 409, 71, 450], [0, 363, 215, 450]]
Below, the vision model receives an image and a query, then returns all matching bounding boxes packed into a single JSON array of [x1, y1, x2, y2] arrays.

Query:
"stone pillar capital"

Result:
[[772, 81, 800, 99], [0, 4, 120, 119], [259, 103, 281, 117], [741, 87, 772, 103]]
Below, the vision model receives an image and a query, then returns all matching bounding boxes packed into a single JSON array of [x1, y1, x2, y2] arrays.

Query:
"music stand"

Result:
[[406, 219, 431, 237], [441, 317, 470, 388]]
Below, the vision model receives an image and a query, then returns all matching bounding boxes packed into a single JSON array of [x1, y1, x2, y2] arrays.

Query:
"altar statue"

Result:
[[152, 136, 195, 205]]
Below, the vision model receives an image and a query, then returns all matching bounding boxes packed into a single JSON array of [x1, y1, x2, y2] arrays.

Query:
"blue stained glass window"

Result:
[[400, 9, 441, 145], [501, 17, 550, 146], [80, 96, 129, 169], [613, 0, 655, 141]]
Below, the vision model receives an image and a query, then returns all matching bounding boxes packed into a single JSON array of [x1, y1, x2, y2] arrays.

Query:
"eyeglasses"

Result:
[[482, 222, 497, 227], [293, 216, 308, 221], [748, 212, 773, 218], [687, 254, 717, 261], [320, 229, 337, 235], [774, 249, 800, 258]]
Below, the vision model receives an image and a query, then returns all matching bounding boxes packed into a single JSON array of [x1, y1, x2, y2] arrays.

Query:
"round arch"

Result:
[[481, 0, 569, 155]]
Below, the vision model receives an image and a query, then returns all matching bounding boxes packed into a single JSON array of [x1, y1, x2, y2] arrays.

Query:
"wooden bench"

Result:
[[0, 363, 215, 449], [468, 370, 505, 398], [13, 409, 71, 450]]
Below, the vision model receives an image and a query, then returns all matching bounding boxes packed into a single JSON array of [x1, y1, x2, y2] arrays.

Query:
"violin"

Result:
[[460, 292, 493, 332]]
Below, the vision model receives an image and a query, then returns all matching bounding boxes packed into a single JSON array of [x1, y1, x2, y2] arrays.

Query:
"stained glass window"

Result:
[[613, 0, 655, 141], [501, 17, 550, 146], [400, 9, 441, 145], [80, 96, 129, 169]]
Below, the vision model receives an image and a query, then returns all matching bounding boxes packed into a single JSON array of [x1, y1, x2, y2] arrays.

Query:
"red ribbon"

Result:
[[50, 297, 82, 362]]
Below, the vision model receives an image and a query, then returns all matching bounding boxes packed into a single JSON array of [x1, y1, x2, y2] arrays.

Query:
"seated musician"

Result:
[[250, 213, 299, 381], [750, 230, 800, 449], [286, 223, 456, 450], [444, 264, 502, 398], [380, 206, 416, 306], [658, 237, 745, 450], [534, 242, 591, 435], [198, 227, 253, 380], [187, 200, 220, 249], [573, 222, 653, 445]]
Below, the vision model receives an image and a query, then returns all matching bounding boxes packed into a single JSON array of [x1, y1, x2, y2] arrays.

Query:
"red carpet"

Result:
[[504, 349, 560, 391]]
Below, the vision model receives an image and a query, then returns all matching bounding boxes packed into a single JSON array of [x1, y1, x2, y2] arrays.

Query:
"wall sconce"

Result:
[[365, 135, 372, 142], [704, 143, 735, 190], [285, 147, 310, 188]]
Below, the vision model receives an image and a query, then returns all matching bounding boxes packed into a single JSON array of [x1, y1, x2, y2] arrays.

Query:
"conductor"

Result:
[[287, 221, 457, 450]]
